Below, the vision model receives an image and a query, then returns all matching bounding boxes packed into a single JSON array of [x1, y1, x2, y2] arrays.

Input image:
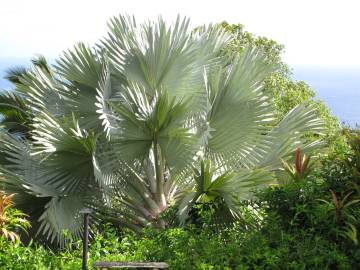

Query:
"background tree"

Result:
[[219, 22, 340, 135]]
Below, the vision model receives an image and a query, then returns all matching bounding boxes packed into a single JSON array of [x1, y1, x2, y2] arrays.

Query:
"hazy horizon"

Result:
[[0, 57, 358, 126]]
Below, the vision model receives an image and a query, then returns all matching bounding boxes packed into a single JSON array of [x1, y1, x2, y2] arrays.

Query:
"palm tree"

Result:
[[0, 15, 325, 244]]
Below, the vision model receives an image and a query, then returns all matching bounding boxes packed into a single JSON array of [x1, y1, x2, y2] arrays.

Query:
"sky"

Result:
[[0, 0, 360, 68]]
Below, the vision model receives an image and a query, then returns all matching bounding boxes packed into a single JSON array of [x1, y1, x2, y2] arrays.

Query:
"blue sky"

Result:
[[0, 0, 359, 68]]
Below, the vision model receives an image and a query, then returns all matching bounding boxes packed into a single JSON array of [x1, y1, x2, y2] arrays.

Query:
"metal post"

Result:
[[80, 208, 92, 270]]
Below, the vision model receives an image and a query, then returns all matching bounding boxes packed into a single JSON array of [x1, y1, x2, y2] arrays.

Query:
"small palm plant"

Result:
[[0, 190, 30, 242], [177, 160, 272, 225]]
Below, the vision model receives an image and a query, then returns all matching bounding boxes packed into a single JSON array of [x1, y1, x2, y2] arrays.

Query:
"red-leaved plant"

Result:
[[281, 148, 312, 182]]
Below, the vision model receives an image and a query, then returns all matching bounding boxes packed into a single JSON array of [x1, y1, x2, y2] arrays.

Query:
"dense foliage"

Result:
[[0, 129, 358, 269], [0, 15, 358, 270]]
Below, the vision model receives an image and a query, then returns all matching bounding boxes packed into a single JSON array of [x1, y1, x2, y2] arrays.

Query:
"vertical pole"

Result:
[[80, 208, 92, 270]]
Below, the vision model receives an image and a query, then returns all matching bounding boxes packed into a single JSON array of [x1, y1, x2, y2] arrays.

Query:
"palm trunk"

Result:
[[153, 141, 166, 209]]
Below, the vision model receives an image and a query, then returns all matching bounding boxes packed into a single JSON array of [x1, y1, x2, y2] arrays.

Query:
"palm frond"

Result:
[[255, 103, 326, 170], [37, 195, 85, 245], [31, 55, 51, 74], [55, 43, 103, 88], [178, 160, 274, 224], [4, 66, 28, 85], [204, 47, 277, 168], [103, 15, 230, 114]]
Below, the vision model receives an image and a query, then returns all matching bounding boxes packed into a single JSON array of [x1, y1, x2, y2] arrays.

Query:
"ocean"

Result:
[[292, 67, 360, 127], [0, 58, 359, 126]]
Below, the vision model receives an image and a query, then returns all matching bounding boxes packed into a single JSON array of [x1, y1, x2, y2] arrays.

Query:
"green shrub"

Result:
[[102, 226, 353, 269], [254, 130, 360, 268], [0, 224, 355, 269], [1, 132, 359, 269]]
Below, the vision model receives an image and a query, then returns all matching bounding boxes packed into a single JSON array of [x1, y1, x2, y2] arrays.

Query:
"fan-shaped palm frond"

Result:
[[0, 117, 98, 244]]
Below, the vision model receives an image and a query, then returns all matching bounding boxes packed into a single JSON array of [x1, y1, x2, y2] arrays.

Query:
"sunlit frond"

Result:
[[204, 47, 277, 168]]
